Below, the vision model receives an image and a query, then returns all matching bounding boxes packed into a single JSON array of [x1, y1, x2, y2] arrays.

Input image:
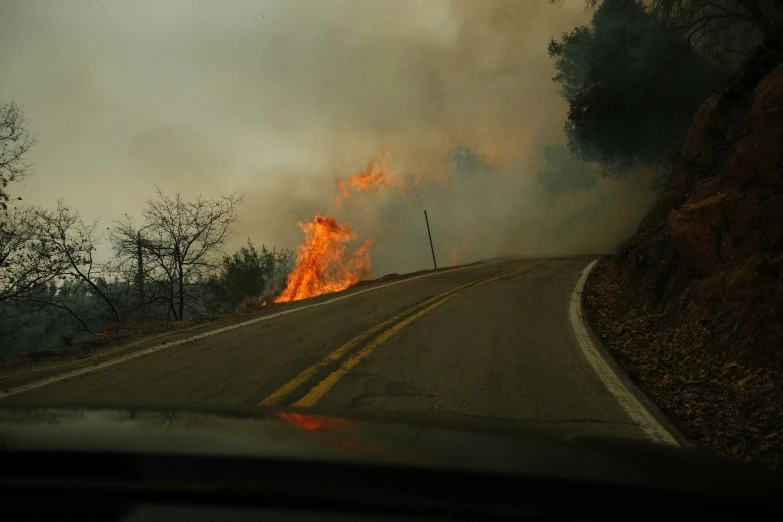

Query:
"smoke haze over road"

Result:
[[0, 0, 655, 276]]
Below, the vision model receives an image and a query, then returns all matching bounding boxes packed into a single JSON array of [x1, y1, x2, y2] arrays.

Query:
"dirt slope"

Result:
[[584, 46, 783, 470]]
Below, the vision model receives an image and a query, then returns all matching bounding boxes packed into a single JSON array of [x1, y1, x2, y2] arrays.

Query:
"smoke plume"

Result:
[[1, 1, 656, 277]]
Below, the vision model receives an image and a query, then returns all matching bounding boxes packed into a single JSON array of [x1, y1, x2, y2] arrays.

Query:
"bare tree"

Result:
[[118, 188, 243, 321], [0, 206, 64, 303], [111, 216, 165, 322], [38, 201, 122, 325], [572, 0, 781, 65], [0, 101, 37, 210], [650, 0, 781, 43], [645, 1, 781, 68], [0, 203, 122, 336]]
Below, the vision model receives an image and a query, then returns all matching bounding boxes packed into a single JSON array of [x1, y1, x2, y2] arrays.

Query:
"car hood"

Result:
[[0, 404, 780, 500]]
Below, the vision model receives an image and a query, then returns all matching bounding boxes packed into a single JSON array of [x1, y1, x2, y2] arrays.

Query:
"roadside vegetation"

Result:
[[544, 0, 783, 469], [0, 105, 292, 356]]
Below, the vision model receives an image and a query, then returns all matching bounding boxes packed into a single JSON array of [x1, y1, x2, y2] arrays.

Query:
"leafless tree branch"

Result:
[[0, 101, 37, 210]]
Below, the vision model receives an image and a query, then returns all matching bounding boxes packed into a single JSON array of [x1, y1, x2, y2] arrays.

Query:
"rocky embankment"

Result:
[[585, 47, 783, 470]]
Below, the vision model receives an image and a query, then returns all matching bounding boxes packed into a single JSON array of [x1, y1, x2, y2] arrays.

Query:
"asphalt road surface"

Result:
[[1, 257, 653, 440]]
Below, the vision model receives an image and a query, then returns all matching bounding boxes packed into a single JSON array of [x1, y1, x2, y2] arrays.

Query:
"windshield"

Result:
[[1, 0, 781, 474]]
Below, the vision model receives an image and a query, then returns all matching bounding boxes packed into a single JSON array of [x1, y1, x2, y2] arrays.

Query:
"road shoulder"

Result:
[[571, 258, 680, 446], [584, 256, 783, 470]]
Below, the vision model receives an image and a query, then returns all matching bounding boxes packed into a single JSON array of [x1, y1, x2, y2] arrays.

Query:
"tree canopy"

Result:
[[549, 0, 724, 178], [206, 240, 293, 314]]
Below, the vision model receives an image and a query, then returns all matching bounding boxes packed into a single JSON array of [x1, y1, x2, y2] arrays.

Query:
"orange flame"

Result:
[[334, 151, 417, 204], [275, 215, 375, 303]]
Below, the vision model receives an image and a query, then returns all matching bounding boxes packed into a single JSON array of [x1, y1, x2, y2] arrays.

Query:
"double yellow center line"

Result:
[[259, 260, 547, 408]]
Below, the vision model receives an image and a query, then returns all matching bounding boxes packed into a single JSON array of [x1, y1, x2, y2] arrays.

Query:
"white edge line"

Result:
[[2, 259, 512, 399], [570, 259, 679, 446]]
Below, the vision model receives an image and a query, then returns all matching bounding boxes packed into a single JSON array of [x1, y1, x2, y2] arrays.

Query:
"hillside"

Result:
[[584, 45, 783, 470]]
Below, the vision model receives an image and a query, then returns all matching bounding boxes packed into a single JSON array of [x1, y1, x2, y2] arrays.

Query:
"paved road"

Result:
[[3, 257, 647, 439]]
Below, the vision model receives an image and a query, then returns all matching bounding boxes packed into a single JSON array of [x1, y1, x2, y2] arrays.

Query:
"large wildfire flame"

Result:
[[274, 151, 420, 304], [334, 151, 418, 204], [274, 215, 375, 303]]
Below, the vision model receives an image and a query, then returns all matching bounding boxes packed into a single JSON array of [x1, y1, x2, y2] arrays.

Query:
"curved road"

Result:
[[1, 257, 659, 440]]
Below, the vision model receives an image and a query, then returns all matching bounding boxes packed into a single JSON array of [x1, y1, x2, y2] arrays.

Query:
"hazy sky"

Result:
[[0, 0, 655, 275]]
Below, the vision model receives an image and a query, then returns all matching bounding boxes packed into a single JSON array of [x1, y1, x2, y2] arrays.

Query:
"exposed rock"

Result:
[[585, 46, 783, 471], [661, 59, 783, 360], [668, 194, 727, 276]]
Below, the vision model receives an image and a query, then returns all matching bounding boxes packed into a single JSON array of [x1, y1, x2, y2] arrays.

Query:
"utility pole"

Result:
[[423, 210, 437, 269]]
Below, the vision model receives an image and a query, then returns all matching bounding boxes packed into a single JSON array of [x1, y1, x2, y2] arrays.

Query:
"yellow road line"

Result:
[[292, 294, 455, 407], [260, 263, 532, 406], [290, 260, 547, 407], [259, 260, 546, 407], [259, 281, 476, 406]]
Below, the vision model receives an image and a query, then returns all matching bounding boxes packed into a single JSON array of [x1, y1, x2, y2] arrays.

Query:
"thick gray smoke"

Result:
[[0, 0, 656, 277]]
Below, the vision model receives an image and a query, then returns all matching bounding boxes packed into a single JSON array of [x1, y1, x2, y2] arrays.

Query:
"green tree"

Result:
[[548, 0, 724, 178], [207, 240, 292, 314]]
